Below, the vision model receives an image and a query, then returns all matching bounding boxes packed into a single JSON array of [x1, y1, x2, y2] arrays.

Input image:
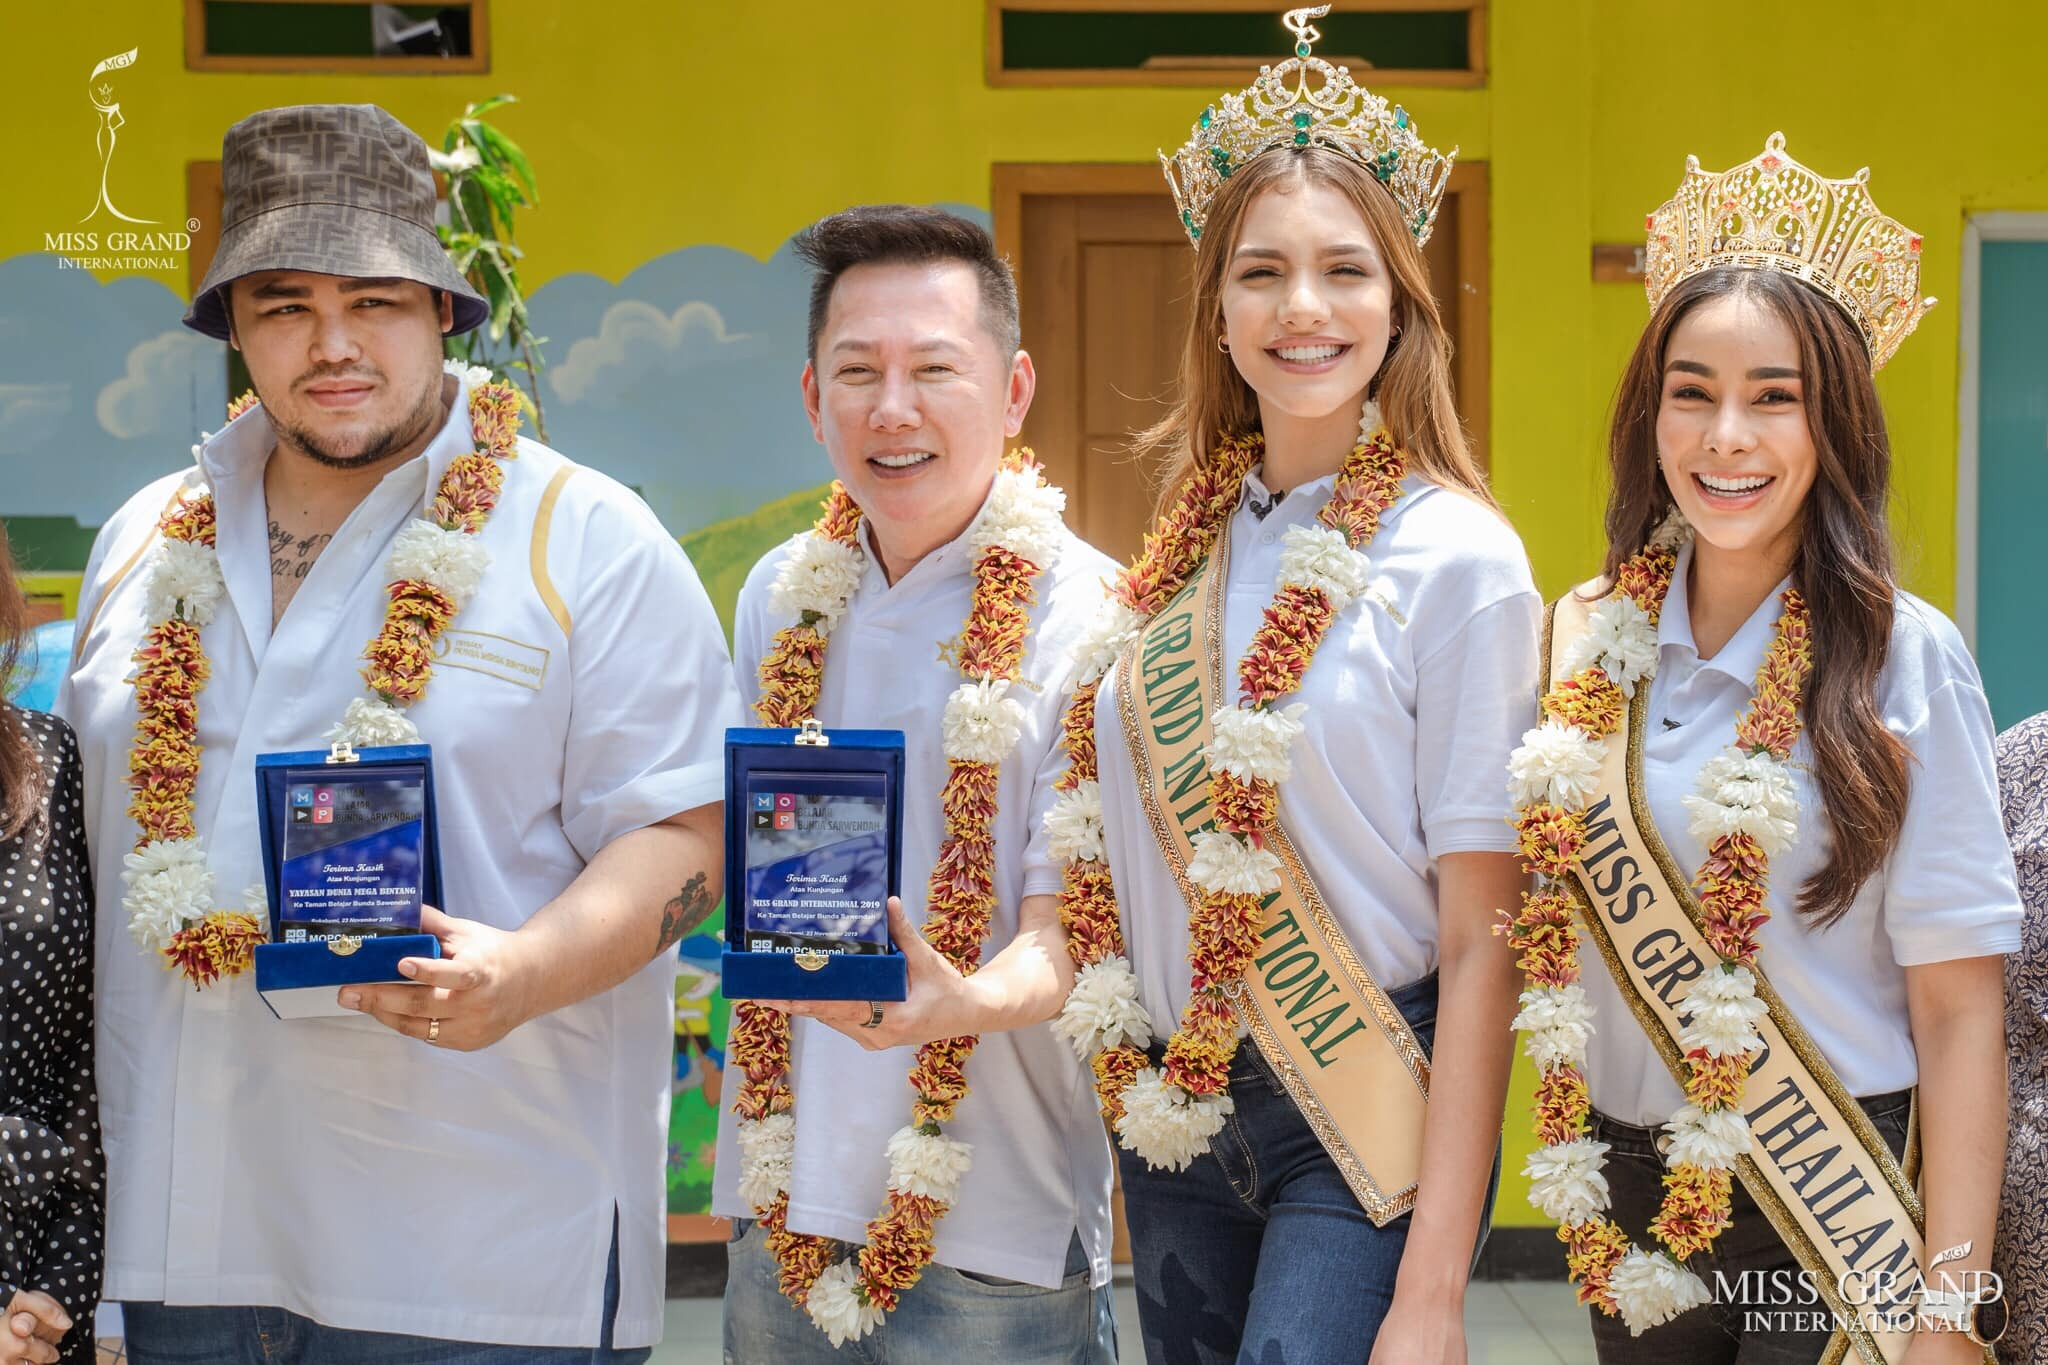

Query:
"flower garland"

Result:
[[728, 452, 1066, 1346], [1047, 405, 1406, 1170], [121, 361, 520, 987], [1504, 515, 1815, 1334]]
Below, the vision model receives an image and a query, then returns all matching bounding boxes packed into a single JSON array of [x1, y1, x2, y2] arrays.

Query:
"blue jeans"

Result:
[[122, 1212, 648, 1364], [1118, 973, 1500, 1365], [721, 1218, 1115, 1363]]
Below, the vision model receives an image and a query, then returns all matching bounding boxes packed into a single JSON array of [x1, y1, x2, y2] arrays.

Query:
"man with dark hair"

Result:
[[60, 103, 739, 1362], [712, 205, 1118, 1360]]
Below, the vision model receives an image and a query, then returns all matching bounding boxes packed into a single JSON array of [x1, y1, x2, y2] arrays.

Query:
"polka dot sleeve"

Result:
[[0, 709, 103, 1360]]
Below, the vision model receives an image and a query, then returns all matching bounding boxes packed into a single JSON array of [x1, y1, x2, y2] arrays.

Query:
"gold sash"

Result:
[[1548, 586, 1947, 1365], [1116, 530, 1429, 1224]]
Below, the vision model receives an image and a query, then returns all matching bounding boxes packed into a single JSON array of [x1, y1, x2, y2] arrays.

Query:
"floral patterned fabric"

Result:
[[1993, 710, 2048, 1358]]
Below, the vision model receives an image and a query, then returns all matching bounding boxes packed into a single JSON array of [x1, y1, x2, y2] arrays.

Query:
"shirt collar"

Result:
[[856, 466, 1010, 595], [1241, 463, 1335, 513], [195, 373, 479, 513], [1658, 538, 1793, 685]]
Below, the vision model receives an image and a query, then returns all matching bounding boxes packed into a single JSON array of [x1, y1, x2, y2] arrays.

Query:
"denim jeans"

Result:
[[122, 1210, 648, 1364], [721, 1218, 1114, 1364], [1586, 1089, 1914, 1365], [1118, 973, 1501, 1365]]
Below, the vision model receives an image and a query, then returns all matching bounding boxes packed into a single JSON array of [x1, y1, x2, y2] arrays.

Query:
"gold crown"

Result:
[[1644, 131, 1935, 371], [1160, 6, 1456, 248]]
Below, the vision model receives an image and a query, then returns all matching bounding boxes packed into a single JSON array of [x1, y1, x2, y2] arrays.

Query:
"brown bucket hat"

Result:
[[183, 103, 489, 341]]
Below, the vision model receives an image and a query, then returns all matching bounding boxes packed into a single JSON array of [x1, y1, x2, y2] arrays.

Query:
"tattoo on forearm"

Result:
[[657, 871, 714, 952]]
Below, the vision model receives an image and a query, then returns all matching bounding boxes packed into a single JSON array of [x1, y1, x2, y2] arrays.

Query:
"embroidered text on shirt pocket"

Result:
[[431, 629, 551, 691]]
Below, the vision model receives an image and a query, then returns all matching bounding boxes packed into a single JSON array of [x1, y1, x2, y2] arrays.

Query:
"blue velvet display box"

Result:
[[252, 744, 444, 1019], [722, 725, 907, 1002]]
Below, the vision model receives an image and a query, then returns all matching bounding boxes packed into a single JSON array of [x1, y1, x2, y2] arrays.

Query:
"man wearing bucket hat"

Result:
[[58, 104, 740, 1361]]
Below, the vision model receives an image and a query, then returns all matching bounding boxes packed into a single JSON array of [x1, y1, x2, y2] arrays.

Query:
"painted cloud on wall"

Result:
[[0, 255, 225, 520], [0, 202, 989, 542]]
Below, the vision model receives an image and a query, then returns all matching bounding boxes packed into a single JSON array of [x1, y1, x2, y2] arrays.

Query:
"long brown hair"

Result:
[[1602, 266, 1910, 926], [1139, 146, 1490, 513], [0, 524, 46, 841]]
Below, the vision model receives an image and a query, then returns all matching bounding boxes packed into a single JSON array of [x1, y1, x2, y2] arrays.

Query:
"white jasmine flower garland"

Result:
[[1512, 982, 1595, 1070], [1607, 1250, 1712, 1335], [804, 1262, 884, 1347], [968, 464, 1068, 571], [1054, 958, 1153, 1055], [768, 533, 866, 632], [1661, 1103, 1752, 1171], [1523, 1137, 1613, 1226], [143, 538, 226, 626], [1115, 1068, 1234, 1171], [388, 520, 491, 609], [884, 1125, 974, 1204], [1043, 780, 1106, 864], [1275, 522, 1372, 610], [328, 695, 423, 747], [1675, 965, 1768, 1058], [1682, 746, 1799, 855], [1185, 829, 1283, 897], [941, 678, 1026, 765], [1506, 718, 1606, 809], [1206, 702, 1309, 784], [1071, 602, 1147, 686], [1559, 593, 1660, 696]]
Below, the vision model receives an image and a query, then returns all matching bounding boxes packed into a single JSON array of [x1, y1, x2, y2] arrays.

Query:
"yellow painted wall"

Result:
[[10, 0, 2048, 1237]]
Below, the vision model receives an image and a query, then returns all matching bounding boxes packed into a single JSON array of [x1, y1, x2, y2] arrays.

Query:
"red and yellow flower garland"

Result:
[[1052, 424, 1408, 1155], [1507, 535, 1813, 1327], [122, 372, 522, 987], [731, 452, 1053, 1339]]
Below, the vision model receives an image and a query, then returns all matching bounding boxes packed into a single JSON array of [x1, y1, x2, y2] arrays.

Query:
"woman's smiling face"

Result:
[[1218, 178, 1394, 427], [1656, 291, 1818, 567]]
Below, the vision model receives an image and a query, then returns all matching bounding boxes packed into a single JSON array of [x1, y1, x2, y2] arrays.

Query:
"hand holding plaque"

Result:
[[722, 723, 908, 1002]]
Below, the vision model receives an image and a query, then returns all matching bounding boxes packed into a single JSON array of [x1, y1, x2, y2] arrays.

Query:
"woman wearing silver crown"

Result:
[[1508, 133, 2015, 1363], [1039, 7, 1539, 1359]]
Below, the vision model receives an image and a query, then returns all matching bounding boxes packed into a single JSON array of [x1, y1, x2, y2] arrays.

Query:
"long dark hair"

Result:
[[1602, 266, 1909, 927], [1139, 146, 1491, 515], [0, 525, 46, 841]]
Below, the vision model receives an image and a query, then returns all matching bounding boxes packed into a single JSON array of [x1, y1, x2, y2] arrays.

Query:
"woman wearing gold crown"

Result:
[[1507, 133, 2017, 1364], [1040, 7, 1539, 1360]]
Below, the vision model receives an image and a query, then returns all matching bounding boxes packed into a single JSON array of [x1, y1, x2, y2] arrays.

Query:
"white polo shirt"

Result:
[[709, 499, 1118, 1291], [1580, 540, 2024, 1125], [1096, 468, 1542, 1032], [58, 377, 741, 1349]]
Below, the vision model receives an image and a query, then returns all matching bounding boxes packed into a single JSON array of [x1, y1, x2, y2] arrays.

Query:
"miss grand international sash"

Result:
[[1116, 531, 1429, 1224], [1549, 586, 1950, 1365]]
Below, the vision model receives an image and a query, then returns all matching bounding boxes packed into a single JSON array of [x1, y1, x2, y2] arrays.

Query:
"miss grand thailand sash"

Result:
[[1549, 586, 1939, 1365], [1117, 531, 1429, 1224]]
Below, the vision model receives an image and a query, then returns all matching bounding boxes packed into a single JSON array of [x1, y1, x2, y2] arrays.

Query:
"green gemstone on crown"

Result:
[[1295, 40, 1311, 56], [1395, 107, 1409, 130], [1292, 111, 1311, 128], [1294, 131, 1310, 146], [1199, 107, 1213, 130]]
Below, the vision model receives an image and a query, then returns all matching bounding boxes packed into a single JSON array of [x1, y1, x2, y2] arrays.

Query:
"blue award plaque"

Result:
[[723, 723, 907, 1002], [252, 743, 445, 1019]]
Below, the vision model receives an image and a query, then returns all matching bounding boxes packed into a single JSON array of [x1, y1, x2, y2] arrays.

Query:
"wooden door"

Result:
[[997, 160, 1490, 566]]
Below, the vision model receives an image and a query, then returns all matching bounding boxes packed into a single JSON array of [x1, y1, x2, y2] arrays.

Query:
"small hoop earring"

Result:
[[1217, 336, 1231, 353]]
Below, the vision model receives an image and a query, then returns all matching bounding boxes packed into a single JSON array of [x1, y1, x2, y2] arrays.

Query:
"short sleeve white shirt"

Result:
[[57, 378, 742, 1349], [1579, 540, 2024, 1125], [1095, 469, 1543, 1030], [709, 503, 1119, 1291]]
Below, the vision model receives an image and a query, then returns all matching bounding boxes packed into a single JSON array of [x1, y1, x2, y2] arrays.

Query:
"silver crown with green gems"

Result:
[[1160, 5, 1456, 247]]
